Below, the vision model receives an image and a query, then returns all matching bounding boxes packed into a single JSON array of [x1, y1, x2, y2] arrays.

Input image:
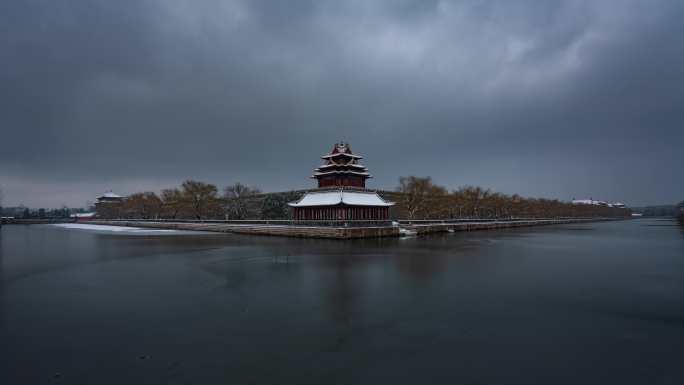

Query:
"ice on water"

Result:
[[50, 223, 179, 234]]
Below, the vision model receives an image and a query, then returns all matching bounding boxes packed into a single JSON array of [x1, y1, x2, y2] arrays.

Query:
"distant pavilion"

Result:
[[96, 191, 123, 204], [94, 191, 124, 218], [288, 143, 394, 221]]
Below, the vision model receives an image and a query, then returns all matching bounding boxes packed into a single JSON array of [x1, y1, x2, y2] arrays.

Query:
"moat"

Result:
[[1, 219, 683, 384]]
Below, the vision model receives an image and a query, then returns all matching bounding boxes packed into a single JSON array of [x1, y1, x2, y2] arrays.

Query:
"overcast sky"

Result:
[[1, 0, 683, 208]]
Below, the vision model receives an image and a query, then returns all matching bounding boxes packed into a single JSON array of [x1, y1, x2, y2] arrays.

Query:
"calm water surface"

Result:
[[1, 219, 683, 384]]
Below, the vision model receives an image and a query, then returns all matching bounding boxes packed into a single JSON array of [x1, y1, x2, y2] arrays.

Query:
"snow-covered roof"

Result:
[[312, 170, 371, 177], [341, 191, 394, 206], [321, 153, 362, 159], [70, 212, 96, 218], [572, 199, 601, 205], [288, 190, 394, 207], [572, 199, 625, 207], [320, 142, 362, 159], [100, 192, 122, 199], [317, 163, 367, 169]]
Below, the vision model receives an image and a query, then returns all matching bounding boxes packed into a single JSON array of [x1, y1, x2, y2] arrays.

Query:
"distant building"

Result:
[[289, 142, 394, 220], [96, 191, 124, 204], [95, 191, 125, 218], [1, 206, 28, 217], [572, 198, 626, 208]]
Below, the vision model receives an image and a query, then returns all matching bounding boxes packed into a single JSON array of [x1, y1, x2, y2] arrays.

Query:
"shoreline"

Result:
[[84, 218, 629, 239]]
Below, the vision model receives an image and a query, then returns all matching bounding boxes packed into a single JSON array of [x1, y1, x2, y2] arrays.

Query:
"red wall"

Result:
[[293, 206, 389, 220], [318, 175, 365, 188]]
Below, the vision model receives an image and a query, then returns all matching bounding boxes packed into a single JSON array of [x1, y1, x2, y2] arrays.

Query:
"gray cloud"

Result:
[[1, 0, 683, 207]]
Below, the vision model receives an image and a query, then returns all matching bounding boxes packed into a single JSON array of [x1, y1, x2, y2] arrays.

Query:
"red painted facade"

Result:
[[293, 206, 390, 221], [317, 175, 365, 188]]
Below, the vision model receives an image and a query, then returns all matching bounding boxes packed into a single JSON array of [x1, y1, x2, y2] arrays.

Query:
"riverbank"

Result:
[[1, 218, 74, 225], [87, 218, 629, 239]]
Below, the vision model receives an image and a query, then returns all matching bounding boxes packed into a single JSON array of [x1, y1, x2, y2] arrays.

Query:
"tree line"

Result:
[[96, 177, 631, 220], [96, 180, 264, 220], [394, 176, 631, 219]]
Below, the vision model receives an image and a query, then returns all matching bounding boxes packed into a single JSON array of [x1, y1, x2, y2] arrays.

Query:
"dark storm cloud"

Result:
[[1, 0, 683, 207]]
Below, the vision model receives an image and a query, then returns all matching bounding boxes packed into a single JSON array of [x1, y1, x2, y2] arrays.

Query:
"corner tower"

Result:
[[289, 142, 394, 221]]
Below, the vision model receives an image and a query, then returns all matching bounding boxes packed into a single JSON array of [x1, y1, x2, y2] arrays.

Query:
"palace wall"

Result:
[[226, 188, 401, 220]]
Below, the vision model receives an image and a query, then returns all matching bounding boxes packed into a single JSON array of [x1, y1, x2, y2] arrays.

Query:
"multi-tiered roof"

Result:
[[96, 191, 123, 203], [312, 142, 372, 188], [289, 142, 393, 220]]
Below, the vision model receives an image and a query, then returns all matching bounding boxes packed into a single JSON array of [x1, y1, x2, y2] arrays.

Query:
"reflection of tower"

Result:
[[315, 241, 374, 324], [0, 228, 3, 292], [327, 257, 359, 323], [395, 251, 449, 281]]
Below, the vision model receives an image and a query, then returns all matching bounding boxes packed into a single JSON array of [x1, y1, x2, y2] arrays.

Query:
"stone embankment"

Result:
[[89, 218, 626, 239], [1, 218, 74, 225]]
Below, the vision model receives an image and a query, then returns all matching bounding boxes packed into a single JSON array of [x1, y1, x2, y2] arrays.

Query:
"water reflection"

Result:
[[325, 256, 359, 323], [2, 221, 684, 385]]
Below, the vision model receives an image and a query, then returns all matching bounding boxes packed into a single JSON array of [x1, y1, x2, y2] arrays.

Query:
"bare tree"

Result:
[[123, 192, 162, 219], [160, 188, 184, 219], [397, 176, 447, 219], [456, 186, 490, 217], [181, 180, 219, 220], [224, 183, 261, 219]]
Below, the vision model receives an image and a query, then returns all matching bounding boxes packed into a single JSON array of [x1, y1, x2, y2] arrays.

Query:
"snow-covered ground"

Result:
[[50, 223, 181, 234]]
